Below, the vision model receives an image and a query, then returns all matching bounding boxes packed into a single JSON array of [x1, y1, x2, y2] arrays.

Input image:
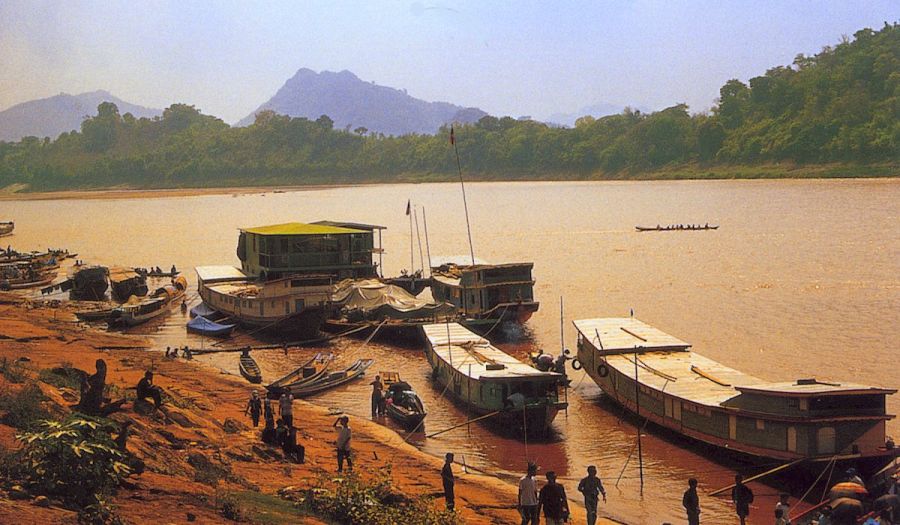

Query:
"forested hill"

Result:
[[0, 24, 897, 192]]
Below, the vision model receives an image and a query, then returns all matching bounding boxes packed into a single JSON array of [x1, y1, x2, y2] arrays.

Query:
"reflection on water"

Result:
[[6, 178, 899, 524]]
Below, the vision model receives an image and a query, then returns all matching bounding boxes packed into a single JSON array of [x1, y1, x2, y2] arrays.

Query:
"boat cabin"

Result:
[[573, 317, 896, 461], [237, 221, 382, 281], [430, 260, 538, 322]]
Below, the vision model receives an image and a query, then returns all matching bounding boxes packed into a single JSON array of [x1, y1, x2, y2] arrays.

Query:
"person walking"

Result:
[[538, 471, 569, 525], [442, 452, 455, 510], [370, 375, 384, 417], [682, 478, 701, 525], [731, 474, 754, 525], [518, 463, 540, 525], [279, 392, 293, 428], [245, 390, 262, 427], [578, 465, 606, 525], [333, 416, 352, 472]]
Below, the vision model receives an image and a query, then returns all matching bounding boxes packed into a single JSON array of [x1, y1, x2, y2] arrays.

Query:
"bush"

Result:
[[0, 383, 50, 430], [16, 414, 131, 507], [298, 466, 459, 525], [39, 363, 86, 390], [0, 357, 28, 383]]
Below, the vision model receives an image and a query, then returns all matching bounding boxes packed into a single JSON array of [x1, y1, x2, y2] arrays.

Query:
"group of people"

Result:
[[164, 346, 192, 359], [516, 463, 606, 525]]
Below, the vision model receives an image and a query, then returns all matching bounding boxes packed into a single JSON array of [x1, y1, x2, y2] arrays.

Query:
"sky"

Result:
[[0, 1, 897, 124]]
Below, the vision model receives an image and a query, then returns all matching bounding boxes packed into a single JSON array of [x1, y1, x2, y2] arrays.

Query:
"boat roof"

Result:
[[735, 381, 897, 397], [241, 222, 366, 236], [195, 265, 250, 283], [108, 267, 140, 282], [421, 323, 561, 382], [604, 350, 766, 407], [430, 255, 491, 267], [204, 280, 263, 298], [311, 220, 386, 231], [573, 318, 692, 354]]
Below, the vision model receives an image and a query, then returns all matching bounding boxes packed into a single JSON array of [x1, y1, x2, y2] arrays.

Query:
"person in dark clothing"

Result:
[[261, 400, 276, 444], [136, 371, 163, 408], [281, 426, 305, 464], [683, 478, 701, 525], [537, 471, 569, 525], [578, 465, 606, 525], [441, 453, 455, 510], [274, 419, 288, 448], [731, 474, 754, 525], [245, 390, 262, 427], [77, 358, 107, 415]]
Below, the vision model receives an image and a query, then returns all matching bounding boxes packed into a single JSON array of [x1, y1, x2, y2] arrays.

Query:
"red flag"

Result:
[[450, 126, 455, 145], [405, 199, 411, 216]]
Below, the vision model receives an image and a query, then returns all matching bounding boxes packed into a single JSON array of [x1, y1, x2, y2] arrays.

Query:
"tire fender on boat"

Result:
[[597, 364, 609, 377], [571, 358, 582, 370]]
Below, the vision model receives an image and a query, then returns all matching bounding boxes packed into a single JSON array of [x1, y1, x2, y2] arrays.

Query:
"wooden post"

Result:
[[634, 347, 643, 493], [467, 364, 472, 434]]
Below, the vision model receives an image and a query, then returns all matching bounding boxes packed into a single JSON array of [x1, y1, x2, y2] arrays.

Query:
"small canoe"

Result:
[[286, 359, 374, 398], [383, 372, 427, 431], [267, 353, 333, 393], [186, 315, 236, 337], [1, 275, 55, 290], [635, 225, 719, 232], [76, 308, 116, 322], [239, 351, 262, 384], [147, 271, 180, 278]]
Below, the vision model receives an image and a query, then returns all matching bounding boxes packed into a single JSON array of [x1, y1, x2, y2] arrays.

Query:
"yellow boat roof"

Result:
[[241, 222, 366, 235]]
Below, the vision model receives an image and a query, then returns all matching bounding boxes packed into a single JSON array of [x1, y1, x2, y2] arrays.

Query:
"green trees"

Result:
[[0, 23, 896, 190]]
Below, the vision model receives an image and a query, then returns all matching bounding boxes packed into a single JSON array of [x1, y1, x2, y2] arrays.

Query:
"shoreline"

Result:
[[0, 296, 620, 524]]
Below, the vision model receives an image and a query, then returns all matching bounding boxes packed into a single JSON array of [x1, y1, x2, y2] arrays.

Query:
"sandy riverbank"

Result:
[[0, 295, 618, 524]]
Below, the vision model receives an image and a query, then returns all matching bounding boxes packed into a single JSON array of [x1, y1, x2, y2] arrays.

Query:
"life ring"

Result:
[[597, 364, 610, 378], [571, 358, 582, 370]]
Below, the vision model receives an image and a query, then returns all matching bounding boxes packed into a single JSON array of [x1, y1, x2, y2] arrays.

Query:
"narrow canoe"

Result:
[[239, 352, 262, 384], [286, 359, 374, 398]]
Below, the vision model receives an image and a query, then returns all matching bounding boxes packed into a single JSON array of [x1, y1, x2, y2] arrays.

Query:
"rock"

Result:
[[32, 495, 50, 507], [224, 450, 255, 462], [186, 513, 197, 522], [59, 388, 79, 402], [222, 418, 246, 434], [9, 485, 30, 500], [133, 398, 156, 415], [165, 409, 196, 428]]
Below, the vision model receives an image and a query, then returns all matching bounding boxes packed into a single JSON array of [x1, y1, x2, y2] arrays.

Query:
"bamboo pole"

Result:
[[426, 411, 501, 438], [708, 459, 805, 496]]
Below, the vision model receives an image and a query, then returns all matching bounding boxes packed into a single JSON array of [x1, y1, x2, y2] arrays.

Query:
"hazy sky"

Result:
[[1, 1, 896, 124]]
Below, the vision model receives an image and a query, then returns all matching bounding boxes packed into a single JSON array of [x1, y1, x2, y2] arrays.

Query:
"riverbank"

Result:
[[0, 162, 895, 200], [0, 295, 617, 524]]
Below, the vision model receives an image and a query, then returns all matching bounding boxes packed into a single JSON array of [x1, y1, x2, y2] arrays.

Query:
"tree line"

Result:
[[0, 24, 896, 191]]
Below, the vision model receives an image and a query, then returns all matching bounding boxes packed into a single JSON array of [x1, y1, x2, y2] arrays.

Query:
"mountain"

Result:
[[544, 102, 648, 128], [0, 91, 162, 142], [237, 68, 488, 135]]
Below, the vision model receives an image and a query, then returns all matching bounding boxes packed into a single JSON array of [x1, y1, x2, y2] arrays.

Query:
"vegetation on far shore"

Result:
[[0, 24, 897, 192]]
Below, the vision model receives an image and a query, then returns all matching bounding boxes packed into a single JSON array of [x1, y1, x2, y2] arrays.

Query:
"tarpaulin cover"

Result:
[[186, 316, 235, 337], [332, 279, 454, 320], [190, 303, 218, 319]]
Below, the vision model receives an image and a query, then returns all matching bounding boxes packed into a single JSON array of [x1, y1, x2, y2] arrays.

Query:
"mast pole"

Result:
[[422, 207, 433, 276], [451, 126, 476, 265], [414, 206, 425, 275], [409, 203, 414, 274]]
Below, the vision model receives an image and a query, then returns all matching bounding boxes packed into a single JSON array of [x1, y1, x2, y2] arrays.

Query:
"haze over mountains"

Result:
[[0, 91, 161, 142], [237, 68, 488, 135]]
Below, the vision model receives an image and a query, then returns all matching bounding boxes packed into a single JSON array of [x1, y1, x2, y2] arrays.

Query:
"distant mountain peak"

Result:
[[238, 68, 487, 134]]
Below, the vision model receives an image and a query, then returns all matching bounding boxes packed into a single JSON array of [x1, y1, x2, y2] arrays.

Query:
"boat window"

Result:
[[817, 427, 835, 454], [756, 419, 765, 430], [810, 394, 882, 411]]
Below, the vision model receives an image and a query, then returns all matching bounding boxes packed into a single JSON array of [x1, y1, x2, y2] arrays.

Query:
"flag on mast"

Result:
[[405, 199, 411, 216], [450, 126, 455, 145]]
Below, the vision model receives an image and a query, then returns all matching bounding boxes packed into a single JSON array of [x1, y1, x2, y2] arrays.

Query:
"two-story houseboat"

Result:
[[573, 317, 897, 474]]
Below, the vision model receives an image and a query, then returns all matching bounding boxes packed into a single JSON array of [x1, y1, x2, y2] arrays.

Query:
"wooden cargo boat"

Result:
[[69, 265, 109, 300], [284, 359, 374, 398], [573, 317, 898, 473], [0, 221, 13, 237], [266, 353, 333, 395], [421, 323, 567, 438], [382, 371, 427, 431], [635, 224, 718, 232], [75, 307, 116, 322], [109, 267, 148, 301], [196, 265, 334, 338], [430, 260, 539, 326], [239, 350, 262, 383], [109, 276, 187, 327]]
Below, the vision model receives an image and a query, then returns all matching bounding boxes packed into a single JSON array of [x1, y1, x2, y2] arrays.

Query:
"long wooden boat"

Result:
[[1, 274, 55, 290], [284, 359, 374, 398], [430, 261, 539, 325], [69, 265, 109, 300], [75, 307, 116, 322], [186, 316, 236, 337], [382, 371, 427, 431], [109, 276, 187, 327], [195, 265, 334, 338], [266, 353, 333, 393], [239, 351, 262, 383], [635, 224, 719, 232], [109, 267, 148, 301], [0, 221, 13, 237], [573, 317, 898, 474], [421, 323, 567, 438]]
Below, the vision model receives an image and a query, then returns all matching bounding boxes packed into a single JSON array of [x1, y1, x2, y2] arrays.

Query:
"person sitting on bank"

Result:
[[136, 371, 163, 409]]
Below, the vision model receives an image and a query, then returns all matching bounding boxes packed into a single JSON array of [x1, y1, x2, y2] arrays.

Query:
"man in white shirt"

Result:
[[333, 416, 353, 472], [518, 463, 540, 525], [279, 392, 293, 428]]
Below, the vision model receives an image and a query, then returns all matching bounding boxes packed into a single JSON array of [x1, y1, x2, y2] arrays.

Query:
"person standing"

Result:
[[682, 478, 701, 525], [518, 463, 540, 525], [578, 465, 606, 525], [279, 392, 293, 428], [245, 390, 262, 427], [370, 375, 384, 417], [775, 494, 791, 525], [441, 452, 455, 510], [538, 471, 570, 525], [333, 416, 352, 472], [731, 474, 754, 525]]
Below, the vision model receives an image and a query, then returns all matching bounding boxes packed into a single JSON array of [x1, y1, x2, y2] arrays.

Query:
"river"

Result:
[[4, 178, 898, 524]]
